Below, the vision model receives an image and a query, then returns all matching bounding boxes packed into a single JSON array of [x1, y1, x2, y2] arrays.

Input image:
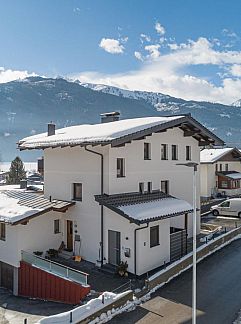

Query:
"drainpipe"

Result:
[[134, 223, 149, 276], [84, 146, 104, 265]]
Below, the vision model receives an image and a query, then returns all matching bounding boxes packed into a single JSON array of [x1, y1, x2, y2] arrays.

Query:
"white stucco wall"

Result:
[[0, 211, 62, 268]]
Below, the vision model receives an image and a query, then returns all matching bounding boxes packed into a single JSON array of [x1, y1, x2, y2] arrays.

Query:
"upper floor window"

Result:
[[150, 225, 159, 248], [225, 164, 229, 171], [215, 164, 218, 172], [117, 158, 125, 178], [186, 146, 191, 161], [0, 223, 6, 241], [73, 183, 82, 201], [171, 145, 178, 160], [144, 143, 151, 160], [219, 164, 222, 172], [161, 144, 168, 160], [161, 180, 169, 194], [147, 181, 152, 193], [139, 182, 144, 194], [54, 219, 60, 234]]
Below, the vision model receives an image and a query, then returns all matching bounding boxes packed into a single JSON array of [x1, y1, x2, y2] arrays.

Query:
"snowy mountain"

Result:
[[232, 99, 241, 107], [1, 76, 241, 161]]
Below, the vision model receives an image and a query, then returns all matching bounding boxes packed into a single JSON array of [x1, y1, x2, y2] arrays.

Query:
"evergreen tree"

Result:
[[7, 156, 26, 184]]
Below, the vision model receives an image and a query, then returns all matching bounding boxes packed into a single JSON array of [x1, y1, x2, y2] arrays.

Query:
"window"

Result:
[[171, 145, 178, 160], [150, 225, 159, 248], [215, 164, 218, 172], [161, 144, 168, 160], [117, 158, 125, 178], [0, 223, 6, 241], [221, 180, 228, 188], [225, 164, 229, 171], [139, 182, 144, 194], [144, 143, 151, 160], [161, 180, 169, 194], [54, 220, 60, 234], [220, 201, 230, 207], [219, 164, 222, 172], [147, 182, 152, 193], [73, 183, 82, 201], [186, 146, 191, 161]]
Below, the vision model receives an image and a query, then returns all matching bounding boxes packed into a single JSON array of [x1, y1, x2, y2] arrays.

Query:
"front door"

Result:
[[66, 220, 73, 251], [108, 230, 121, 266], [0, 261, 13, 292]]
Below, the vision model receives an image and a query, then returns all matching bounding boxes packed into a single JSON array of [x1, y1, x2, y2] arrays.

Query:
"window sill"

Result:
[[117, 176, 126, 178], [72, 199, 82, 202]]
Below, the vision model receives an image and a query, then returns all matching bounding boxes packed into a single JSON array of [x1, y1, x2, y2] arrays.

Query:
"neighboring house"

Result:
[[16, 113, 222, 276], [200, 147, 241, 198]]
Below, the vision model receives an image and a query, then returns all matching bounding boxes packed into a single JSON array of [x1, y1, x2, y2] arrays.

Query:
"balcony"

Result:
[[21, 250, 89, 287]]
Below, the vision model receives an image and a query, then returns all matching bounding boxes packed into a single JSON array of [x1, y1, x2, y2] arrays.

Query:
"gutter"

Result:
[[84, 146, 104, 265], [134, 223, 149, 276]]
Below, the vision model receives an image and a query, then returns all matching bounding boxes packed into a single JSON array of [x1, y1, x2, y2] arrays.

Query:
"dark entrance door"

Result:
[[0, 261, 14, 292], [67, 220, 73, 251], [108, 230, 121, 266]]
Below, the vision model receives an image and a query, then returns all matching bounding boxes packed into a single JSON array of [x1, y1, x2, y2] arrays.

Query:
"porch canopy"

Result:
[[95, 191, 193, 225], [216, 171, 241, 180], [0, 188, 75, 225]]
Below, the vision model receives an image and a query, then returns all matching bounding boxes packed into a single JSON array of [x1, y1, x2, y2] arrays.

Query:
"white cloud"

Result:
[[140, 34, 151, 42], [0, 67, 35, 83], [144, 44, 160, 59], [155, 22, 165, 35], [99, 38, 125, 54], [72, 37, 241, 104], [134, 51, 143, 61], [230, 64, 241, 77]]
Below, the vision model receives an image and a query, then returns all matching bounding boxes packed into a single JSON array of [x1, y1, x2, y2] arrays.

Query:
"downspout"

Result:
[[134, 223, 149, 276], [84, 146, 104, 265]]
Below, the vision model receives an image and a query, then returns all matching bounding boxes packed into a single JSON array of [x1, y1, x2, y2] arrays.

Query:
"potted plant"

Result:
[[117, 261, 128, 277], [33, 251, 43, 257]]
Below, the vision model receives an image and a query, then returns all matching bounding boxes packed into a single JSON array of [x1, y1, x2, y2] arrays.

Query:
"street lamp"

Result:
[[176, 162, 198, 324]]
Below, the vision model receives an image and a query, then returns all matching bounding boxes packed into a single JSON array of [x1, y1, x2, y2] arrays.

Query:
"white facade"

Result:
[[42, 127, 200, 275], [200, 150, 241, 198]]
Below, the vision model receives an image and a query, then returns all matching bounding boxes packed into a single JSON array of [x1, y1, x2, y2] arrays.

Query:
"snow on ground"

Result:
[[38, 291, 133, 324]]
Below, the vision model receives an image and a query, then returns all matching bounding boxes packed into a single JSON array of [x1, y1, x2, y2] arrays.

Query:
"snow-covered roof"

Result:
[[18, 115, 224, 150], [200, 147, 240, 163], [0, 188, 74, 224], [95, 191, 193, 224]]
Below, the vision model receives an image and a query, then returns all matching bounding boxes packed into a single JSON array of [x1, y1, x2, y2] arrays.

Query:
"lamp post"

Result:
[[176, 162, 198, 324]]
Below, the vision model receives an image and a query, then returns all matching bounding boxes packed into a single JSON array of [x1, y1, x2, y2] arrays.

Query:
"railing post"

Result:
[[66, 267, 69, 278], [49, 261, 52, 272], [70, 311, 73, 323]]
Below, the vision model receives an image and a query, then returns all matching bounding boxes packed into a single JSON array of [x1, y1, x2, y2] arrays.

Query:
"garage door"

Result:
[[0, 261, 14, 292]]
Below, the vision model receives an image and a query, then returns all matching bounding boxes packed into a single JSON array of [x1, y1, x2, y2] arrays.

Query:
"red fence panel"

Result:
[[18, 261, 90, 304]]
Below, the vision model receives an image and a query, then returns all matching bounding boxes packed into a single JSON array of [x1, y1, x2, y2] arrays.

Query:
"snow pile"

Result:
[[0, 191, 43, 223], [119, 197, 193, 222], [39, 291, 133, 324], [200, 147, 234, 163], [19, 116, 184, 149]]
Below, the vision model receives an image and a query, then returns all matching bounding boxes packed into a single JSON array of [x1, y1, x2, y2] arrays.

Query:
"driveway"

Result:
[[110, 238, 241, 324], [0, 288, 73, 324]]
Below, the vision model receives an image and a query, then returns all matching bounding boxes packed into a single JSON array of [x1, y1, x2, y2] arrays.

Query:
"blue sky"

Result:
[[0, 0, 241, 104]]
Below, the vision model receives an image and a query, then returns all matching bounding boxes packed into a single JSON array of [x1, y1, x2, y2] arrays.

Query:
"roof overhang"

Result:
[[0, 190, 75, 225], [18, 114, 224, 151], [95, 191, 193, 225], [216, 171, 241, 180]]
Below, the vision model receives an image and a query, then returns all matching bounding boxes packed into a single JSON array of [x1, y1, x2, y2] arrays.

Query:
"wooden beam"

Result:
[[198, 141, 211, 146], [184, 130, 201, 137]]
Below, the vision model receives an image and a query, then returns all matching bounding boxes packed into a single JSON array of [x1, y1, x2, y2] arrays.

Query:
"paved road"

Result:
[[0, 288, 73, 324], [110, 239, 241, 324]]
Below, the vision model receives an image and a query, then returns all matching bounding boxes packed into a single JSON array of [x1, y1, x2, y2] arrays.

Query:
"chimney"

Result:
[[48, 122, 55, 136], [100, 112, 120, 123]]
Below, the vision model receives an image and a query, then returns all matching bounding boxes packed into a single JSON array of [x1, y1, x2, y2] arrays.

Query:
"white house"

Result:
[[200, 147, 241, 198], [0, 113, 223, 296], [17, 113, 223, 274]]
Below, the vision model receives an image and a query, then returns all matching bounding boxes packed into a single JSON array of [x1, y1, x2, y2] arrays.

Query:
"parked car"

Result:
[[211, 198, 241, 217]]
